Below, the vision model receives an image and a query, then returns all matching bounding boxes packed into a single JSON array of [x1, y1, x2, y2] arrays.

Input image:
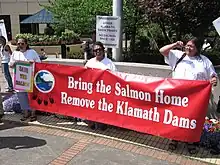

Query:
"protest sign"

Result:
[[14, 61, 34, 92], [96, 15, 120, 48], [29, 63, 211, 142], [213, 17, 220, 36]]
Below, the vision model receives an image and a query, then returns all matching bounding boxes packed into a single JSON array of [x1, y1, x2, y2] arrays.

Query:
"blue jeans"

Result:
[[2, 63, 13, 90], [17, 92, 31, 111]]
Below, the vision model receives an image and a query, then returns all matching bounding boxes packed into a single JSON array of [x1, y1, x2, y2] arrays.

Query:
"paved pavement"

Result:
[[0, 121, 77, 165], [0, 121, 181, 165], [67, 144, 176, 165]]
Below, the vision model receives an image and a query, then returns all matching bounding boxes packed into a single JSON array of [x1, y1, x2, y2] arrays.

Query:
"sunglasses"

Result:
[[93, 48, 103, 53], [17, 43, 25, 45]]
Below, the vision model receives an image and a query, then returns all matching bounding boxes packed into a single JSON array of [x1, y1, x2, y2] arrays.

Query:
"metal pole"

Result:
[[112, 0, 123, 61]]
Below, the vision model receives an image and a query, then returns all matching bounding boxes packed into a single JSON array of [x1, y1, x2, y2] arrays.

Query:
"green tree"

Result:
[[123, 0, 145, 54], [46, 0, 145, 55], [46, 0, 112, 34], [138, 0, 220, 41]]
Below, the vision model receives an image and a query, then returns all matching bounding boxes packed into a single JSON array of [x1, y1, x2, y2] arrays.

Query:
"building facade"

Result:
[[0, 0, 49, 40]]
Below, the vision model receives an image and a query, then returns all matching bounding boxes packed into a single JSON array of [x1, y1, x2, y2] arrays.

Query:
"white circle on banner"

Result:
[[34, 70, 55, 93]]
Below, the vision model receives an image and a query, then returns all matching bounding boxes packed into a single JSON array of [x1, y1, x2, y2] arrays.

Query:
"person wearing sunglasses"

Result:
[[0, 36, 13, 92], [84, 41, 117, 130], [85, 41, 117, 71], [159, 37, 217, 154], [9, 38, 41, 122]]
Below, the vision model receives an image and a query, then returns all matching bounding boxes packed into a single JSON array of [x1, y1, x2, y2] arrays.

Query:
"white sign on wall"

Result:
[[0, 20, 8, 42], [96, 16, 121, 48]]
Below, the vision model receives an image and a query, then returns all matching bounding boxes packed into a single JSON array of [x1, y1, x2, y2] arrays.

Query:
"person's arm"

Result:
[[35, 53, 41, 63], [9, 52, 16, 68], [109, 61, 117, 72], [0, 51, 3, 58], [0, 46, 3, 58], [84, 59, 91, 68], [112, 64, 117, 72], [159, 41, 184, 56], [206, 59, 218, 86], [30, 49, 41, 63]]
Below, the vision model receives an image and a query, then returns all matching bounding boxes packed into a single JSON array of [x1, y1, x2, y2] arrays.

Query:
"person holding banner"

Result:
[[9, 38, 41, 122], [85, 41, 117, 71], [0, 36, 13, 92], [160, 37, 217, 154], [85, 41, 117, 130]]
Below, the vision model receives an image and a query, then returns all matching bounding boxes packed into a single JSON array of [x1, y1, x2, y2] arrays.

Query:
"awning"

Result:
[[20, 9, 55, 24]]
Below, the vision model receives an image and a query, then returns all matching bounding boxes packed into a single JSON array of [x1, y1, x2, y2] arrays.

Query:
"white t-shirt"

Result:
[[1, 48, 11, 63], [10, 49, 41, 92], [10, 49, 41, 65], [165, 50, 216, 80], [85, 57, 117, 71]]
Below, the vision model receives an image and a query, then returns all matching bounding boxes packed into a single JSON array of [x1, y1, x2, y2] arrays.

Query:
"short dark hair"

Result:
[[93, 41, 105, 51]]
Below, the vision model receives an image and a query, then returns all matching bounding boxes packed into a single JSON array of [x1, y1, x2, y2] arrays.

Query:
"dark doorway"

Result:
[[19, 15, 38, 34], [0, 15, 12, 41]]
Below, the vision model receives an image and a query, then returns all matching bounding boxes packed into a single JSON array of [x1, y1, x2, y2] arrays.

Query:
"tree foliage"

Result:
[[46, 0, 145, 35], [138, 0, 220, 41], [46, 0, 112, 34], [45, 0, 220, 64]]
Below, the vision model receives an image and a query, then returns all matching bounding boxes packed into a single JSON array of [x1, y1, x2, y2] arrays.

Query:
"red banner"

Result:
[[29, 63, 211, 142]]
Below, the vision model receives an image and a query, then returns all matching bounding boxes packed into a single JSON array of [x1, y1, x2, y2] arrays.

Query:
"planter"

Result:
[[32, 43, 83, 55], [9, 43, 83, 56]]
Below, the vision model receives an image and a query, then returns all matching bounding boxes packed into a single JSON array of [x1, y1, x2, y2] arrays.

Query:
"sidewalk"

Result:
[[0, 66, 218, 165], [3, 113, 218, 165], [0, 120, 202, 165]]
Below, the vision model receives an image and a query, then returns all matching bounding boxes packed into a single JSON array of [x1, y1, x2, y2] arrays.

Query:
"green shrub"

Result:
[[124, 36, 164, 64], [203, 49, 220, 66], [60, 30, 80, 42], [13, 32, 81, 46], [67, 49, 84, 59]]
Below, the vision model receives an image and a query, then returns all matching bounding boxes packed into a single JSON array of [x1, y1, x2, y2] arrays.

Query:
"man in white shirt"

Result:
[[84, 41, 117, 130], [85, 41, 117, 71]]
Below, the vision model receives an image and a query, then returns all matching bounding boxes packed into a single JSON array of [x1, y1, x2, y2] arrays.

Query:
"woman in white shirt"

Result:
[[0, 36, 13, 92], [159, 37, 217, 154], [10, 38, 41, 122]]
